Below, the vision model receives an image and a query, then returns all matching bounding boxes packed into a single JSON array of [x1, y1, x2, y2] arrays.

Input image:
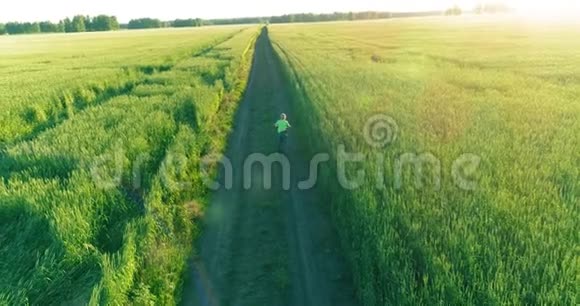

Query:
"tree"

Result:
[[30, 22, 41, 33], [71, 15, 86, 32], [128, 18, 163, 29], [474, 2, 513, 14], [89, 15, 120, 31], [445, 5, 463, 16], [172, 19, 202, 28], [5, 22, 41, 34], [57, 21, 65, 33], [109, 16, 120, 30], [63, 18, 73, 33], [85, 15, 94, 31], [0, 23, 5, 35], [39, 21, 62, 33]]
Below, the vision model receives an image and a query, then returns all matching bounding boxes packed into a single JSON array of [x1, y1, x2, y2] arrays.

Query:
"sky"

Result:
[[1, 0, 579, 23]]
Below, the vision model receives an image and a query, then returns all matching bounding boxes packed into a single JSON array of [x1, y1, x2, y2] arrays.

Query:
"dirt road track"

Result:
[[181, 28, 358, 306]]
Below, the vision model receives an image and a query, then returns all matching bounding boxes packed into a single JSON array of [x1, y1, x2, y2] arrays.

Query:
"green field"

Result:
[[0, 26, 255, 144], [0, 26, 259, 304], [270, 17, 579, 305], [1, 16, 578, 306]]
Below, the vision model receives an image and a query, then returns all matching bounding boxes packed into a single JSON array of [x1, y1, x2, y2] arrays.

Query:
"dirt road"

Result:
[[181, 28, 358, 306]]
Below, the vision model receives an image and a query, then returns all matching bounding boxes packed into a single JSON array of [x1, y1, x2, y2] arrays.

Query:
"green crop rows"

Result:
[[0, 26, 259, 304], [2, 17, 578, 305], [270, 18, 579, 305]]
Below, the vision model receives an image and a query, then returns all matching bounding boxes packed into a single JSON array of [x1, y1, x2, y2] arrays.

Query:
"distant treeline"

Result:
[[206, 11, 442, 26], [0, 11, 440, 35], [0, 5, 513, 36], [444, 2, 512, 16], [125, 18, 203, 29], [124, 11, 442, 29], [0, 16, 206, 34], [474, 3, 513, 14], [0, 15, 119, 35]]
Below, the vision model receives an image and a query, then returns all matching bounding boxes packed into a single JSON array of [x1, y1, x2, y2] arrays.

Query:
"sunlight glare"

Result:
[[509, 0, 580, 19]]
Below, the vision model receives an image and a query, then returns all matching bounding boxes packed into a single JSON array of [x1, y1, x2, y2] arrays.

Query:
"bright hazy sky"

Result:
[[1, 0, 579, 23]]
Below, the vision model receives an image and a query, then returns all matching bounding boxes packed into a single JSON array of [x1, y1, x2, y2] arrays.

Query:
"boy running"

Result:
[[274, 113, 291, 151]]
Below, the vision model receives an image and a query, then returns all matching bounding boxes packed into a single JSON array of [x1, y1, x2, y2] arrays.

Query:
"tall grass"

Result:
[[270, 18, 579, 305], [0, 26, 259, 304], [0, 27, 245, 145]]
